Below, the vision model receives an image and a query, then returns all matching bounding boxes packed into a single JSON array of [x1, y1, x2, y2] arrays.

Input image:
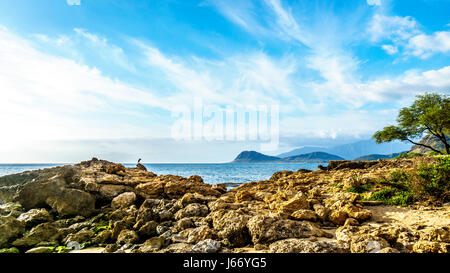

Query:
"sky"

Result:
[[0, 0, 449, 163]]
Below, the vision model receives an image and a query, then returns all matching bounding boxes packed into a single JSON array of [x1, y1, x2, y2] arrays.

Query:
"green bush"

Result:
[[0, 247, 20, 254], [347, 183, 373, 194], [411, 156, 450, 201], [395, 153, 423, 159], [369, 188, 413, 206]]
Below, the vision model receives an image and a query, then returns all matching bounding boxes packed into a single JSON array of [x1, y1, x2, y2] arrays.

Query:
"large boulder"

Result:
[[16, 177, 66, 209], [0, 203, 24, 218], [12, 222, 62, 248], [136, 182, 165, 199], [111, 192, 136, 209], [0, 215, 26, 248], [247, 215, 331, 245], [46, 189, 96, 217], [174, 203, 209, 220], [211, 209, 251, 247], [17, 208, 53, 229]]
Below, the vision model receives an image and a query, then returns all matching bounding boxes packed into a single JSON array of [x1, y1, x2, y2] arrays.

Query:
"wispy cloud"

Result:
[[67, 0, 81, 6], [406, 31, 450, 58], [367, 0, 382, 6]]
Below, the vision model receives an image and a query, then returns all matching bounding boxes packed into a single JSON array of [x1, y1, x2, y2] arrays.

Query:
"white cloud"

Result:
[[367, 0, 381, 6], [369, 13, 450, 58], [406, 31, 450, 58], [0, 26, 167, 145], [67, 0, 81, 6], [368, 14, 420, 43], [381, 44, 399, 55]]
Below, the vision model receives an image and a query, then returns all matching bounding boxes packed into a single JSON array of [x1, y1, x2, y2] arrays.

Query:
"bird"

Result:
[[138, 158, 142, 164]]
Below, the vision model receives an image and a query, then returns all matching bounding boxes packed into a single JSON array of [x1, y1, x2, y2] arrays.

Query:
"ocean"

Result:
[[0, 162, 321, 185]]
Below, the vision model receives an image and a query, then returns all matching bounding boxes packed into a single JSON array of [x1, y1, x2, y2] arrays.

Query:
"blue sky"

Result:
[[0, 0, 449, 163]]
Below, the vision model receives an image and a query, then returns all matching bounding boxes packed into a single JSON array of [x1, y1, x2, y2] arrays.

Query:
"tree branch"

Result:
[[405, 138, 444, 155]]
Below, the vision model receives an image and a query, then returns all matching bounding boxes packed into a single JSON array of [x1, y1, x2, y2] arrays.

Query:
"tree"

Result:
[[373, 92, 450, 155]]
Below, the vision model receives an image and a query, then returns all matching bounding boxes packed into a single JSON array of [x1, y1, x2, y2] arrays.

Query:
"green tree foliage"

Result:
[[373, 93, 450, 154]]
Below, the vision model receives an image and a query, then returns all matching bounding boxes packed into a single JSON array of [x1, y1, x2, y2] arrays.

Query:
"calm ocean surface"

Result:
[[0, 163, 321, 185]]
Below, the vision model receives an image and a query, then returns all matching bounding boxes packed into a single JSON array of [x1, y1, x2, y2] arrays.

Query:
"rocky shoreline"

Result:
[[0, 157, 449, 253]]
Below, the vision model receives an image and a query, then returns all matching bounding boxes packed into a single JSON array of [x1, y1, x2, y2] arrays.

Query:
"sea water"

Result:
[[0, 162, 321, 185]]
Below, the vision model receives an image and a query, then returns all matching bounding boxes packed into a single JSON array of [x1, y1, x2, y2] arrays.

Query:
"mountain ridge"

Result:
[[278, 139, 412, 160], [232, 151, 344, 163]]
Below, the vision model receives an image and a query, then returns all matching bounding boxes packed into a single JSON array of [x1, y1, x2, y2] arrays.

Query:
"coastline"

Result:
[[0, 157, 449, 254]]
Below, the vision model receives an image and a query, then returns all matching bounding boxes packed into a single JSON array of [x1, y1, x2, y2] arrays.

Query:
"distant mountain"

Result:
[[278, 140, 412, 160], [232, 151, 343, 163], [410, 134, 449, 154], [232, 151, 281, 163], [282, 152, 345, 162], [353, 152, 407, 161], [277, 146, 327, 158]]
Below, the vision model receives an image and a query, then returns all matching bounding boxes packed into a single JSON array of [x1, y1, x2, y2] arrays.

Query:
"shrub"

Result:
[[0, 247, 20, 253], [369, 188, 413, 206], [409, 156, 450, 202], [347, 183, 373, 194]]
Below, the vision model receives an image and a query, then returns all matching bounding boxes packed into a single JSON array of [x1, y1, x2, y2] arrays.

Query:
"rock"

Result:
[[45, 189, 96, 217], [277, 192, 309, 214], [173, 218, 195, 233], [99, 185, 133, 200], [349, 235, 390, 253], [158, 243, 194, 253], [192, 239, 220, 253], [269, 238, 347, 253], [156, 223, 171, 235], [16, 177, 67, 210], [13, 222, 62, 248], [179, 193, 216, 207], [136, 182, 165, 198], [313, 204, 329, 221], [109, 206, 138, 223], [0, 215, 26, 247], [235, 190, 253, 202], [328, 209, 348, 225], [103, 244, 118, 253], [25, 246, 54, 253], [291, 209, 318, 221], [136, 163, 147, 171], [211, 210, 251, 247], [140, 237, 165, 252], [111, 192, 136, 209], [137, 221, 158, 238], [106, 163, 126, 175], [344, 218, 359, 227], [344, 205, 372, 222], [174, 203, 209, 220], [84, 182, 100, 193], [63, 229, 95, 244], [117, 230, 139, 245], [111, 220, 130, 240], [187, 226, 217, 244], [92, 230, 112, 245], [247, 215, 330, 245], [17, 208, 53, 228], [378, 247, 400, 253], [419, 227, 450, 243], [0, 203, 23, 217], [327, 160, 378, 171], [270, 171, 293, 181], [412, 240, 448, 253]]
